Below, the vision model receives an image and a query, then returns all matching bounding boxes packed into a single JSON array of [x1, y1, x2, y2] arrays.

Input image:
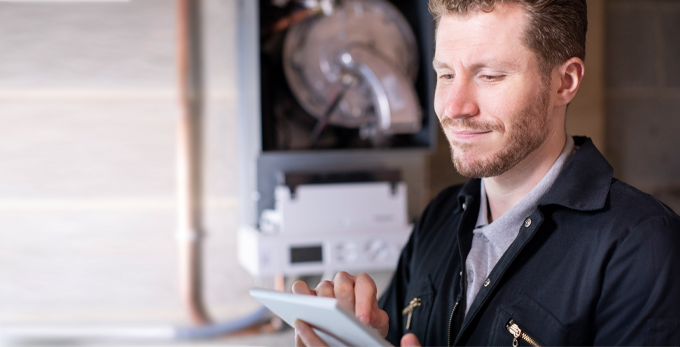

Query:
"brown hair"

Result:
[[429, 0, 587, 76]]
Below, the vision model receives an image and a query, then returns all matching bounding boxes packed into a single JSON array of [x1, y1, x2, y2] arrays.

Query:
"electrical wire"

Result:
[[308, 84, 350, 148]]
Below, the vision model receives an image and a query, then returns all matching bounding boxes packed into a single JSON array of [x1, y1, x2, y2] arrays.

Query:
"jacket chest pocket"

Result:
[[489, 294, 588, 347], [402, 278, 435, 340]]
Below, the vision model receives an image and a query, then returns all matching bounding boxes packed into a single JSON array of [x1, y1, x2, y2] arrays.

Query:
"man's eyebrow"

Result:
[[432, 59, 449, 70], [432, 58, 516, 71], [468, 60, 510, 70]]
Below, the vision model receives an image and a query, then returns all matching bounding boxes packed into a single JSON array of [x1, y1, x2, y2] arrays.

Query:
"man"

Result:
[[293, 0, 680, 345]]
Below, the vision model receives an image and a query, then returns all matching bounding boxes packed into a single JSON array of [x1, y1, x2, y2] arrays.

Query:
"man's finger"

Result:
[[294, 319, 329, 347], [292, 280, 317, 295], [295, 331, 307, 347], [315, 280, 335, 298], [333, 271, 356, 312], [401, 333, 421, 347], [372, 308, 390, 337], [354, 272, 378, 324]]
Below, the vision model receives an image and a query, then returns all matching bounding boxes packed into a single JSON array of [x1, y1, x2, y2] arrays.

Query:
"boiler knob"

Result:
[[365, 239, 389, 261], [334, 242, 359, 263]]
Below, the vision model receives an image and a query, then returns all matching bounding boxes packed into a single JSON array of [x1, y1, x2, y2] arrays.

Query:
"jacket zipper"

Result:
[[506, 319, 541, 347], [447, 300, 460, 347]]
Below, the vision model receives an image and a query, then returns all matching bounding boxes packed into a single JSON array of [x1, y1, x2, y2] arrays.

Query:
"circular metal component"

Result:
[[524, 218, 532, 228], [283, 0, 419, 128], [484, 278, 491, 287]]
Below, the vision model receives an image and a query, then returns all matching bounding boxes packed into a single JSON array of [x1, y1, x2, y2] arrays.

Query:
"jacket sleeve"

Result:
[[594, 215, 680, 345]]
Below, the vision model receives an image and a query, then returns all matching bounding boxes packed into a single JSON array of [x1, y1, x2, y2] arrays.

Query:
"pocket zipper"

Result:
[[506, 319, 541, 347]]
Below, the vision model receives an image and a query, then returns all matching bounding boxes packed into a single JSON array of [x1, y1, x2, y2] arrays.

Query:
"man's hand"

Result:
[[292, 272, 389, 346], [294, 319, 330, 347]]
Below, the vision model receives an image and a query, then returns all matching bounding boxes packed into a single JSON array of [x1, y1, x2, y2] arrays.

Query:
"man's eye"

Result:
[[439, 74, 454, 80], [482, 75, 505, 81]]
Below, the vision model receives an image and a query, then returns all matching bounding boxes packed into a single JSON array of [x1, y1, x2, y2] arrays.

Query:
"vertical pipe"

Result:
[[176, 0, 211, 325]]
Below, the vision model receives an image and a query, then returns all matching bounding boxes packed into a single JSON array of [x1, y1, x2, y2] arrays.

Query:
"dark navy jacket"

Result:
[[379, 136, 680, 346]]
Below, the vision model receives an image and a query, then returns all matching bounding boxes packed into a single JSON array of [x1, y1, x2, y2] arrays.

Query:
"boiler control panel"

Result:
[[237, 224, 411, 276]]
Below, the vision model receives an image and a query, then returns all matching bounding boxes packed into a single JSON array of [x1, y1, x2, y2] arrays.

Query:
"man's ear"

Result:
[[554, 57, 585, 107]]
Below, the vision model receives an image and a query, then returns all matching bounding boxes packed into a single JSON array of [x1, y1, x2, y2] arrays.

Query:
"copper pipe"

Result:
[[176, 0, 211, 325]]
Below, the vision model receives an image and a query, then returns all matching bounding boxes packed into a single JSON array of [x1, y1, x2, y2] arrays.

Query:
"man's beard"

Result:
[[441, 88, 551, 178]]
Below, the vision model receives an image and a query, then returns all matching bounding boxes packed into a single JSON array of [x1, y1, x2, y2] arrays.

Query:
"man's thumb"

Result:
[[400, 333, 421, 347]]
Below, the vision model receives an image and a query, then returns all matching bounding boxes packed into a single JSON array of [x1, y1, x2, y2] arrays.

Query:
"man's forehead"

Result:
[[433, 4, 531, 66], [434, 3, 529, 43]]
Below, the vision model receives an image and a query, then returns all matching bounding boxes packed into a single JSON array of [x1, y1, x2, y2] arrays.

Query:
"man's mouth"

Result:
[[448, 129, 492, 140]]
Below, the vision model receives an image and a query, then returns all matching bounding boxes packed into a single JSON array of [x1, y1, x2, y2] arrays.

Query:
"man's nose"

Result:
[[442, 80, 479, 120]]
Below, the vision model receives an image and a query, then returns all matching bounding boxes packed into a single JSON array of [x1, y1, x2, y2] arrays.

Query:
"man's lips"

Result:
[[449, 129, 492, 140]]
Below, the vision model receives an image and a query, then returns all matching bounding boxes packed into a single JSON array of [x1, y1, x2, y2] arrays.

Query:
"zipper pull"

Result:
[[506, 320, 521, 347], [505, 319, 541, 347], [402, 297, 422, 330]]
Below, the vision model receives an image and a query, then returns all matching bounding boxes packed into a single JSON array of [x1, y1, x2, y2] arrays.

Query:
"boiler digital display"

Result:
[[290, 245, 323, 263]]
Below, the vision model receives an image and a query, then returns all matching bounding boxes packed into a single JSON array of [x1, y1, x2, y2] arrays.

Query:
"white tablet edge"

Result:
[[250, 288, 392, 347]]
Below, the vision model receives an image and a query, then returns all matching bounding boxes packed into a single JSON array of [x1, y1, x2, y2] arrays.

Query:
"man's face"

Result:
[[433, 3, 554, 178]]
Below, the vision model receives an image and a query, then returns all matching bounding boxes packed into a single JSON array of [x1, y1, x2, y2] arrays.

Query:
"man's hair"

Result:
[[429, 0, 587, 76]]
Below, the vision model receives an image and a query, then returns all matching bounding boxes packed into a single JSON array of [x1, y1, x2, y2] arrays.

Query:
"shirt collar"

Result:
[[475, 180, 490, 228]]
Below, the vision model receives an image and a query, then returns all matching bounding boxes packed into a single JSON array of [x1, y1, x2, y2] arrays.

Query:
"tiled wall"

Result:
[[605, 0, 680, 212]]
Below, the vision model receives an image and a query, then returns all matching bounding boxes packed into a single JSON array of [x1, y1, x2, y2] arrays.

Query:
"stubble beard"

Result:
[[442, 87, 551, 178]]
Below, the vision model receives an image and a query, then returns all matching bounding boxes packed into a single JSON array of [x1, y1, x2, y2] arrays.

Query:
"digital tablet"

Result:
[[250, 288, 392, 346]]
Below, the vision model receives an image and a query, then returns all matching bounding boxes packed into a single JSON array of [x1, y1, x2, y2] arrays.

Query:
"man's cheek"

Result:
[[433, 89, 446, 119], [433, 102, 442, 120]]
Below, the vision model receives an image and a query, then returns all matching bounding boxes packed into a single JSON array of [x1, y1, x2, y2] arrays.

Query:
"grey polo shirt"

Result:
[[464, 136, 576, 314]]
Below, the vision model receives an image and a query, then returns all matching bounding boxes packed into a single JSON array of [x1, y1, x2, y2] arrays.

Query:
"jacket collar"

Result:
[[457, 136, 612, 212], [458, 178, 481, 211], [539, 136, 612, 211]]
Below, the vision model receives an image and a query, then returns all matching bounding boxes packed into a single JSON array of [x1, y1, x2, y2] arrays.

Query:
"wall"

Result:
[[0, 0, 259, 324], [605, 0, 680, 212]]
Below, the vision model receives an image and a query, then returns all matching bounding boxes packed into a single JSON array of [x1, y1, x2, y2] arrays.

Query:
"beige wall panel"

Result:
[[0, 0, 258, 326]]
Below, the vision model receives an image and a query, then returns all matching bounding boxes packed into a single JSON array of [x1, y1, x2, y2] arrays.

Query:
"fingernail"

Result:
[[359, 316, 369, 324], [293, 319, 304, 331]]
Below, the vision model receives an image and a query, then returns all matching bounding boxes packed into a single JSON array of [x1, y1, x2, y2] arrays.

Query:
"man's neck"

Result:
[[483, 130, 567, 223]]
